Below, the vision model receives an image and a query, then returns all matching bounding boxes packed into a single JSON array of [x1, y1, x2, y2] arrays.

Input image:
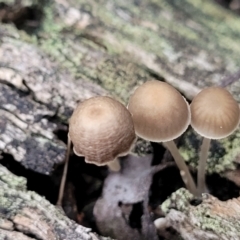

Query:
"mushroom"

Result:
[[190, 86, 240, 196], [57, 96, 136, 206], [69, 96, 136, 168], [128, 80, 197, 195]]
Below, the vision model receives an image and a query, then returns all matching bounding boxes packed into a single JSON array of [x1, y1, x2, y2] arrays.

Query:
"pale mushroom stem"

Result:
[[197, 137, 211, 197], [107, 158, 121, 172], [56, 137, 71, 206], [163, 140, 197, 196]]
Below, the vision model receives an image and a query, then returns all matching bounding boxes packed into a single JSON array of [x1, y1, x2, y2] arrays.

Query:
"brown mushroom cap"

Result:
[[128, 80, 190, 142], [69, 96, 136, 166], [190, 87, 240, 139]]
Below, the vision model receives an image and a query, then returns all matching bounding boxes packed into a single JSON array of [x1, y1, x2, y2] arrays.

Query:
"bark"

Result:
[[1, 0, 240, 239], [0, 0, 240, 179], [0, 164, 111, 240], [158, 188, 240, 240]]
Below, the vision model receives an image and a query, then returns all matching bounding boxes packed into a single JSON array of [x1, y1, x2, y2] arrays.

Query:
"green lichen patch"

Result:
[[161, 188, 240, 238], [2, 0, 240, 174], [0, 165, 27, 191], [161, 188, 194, 214], [179, 129, 239, 174], [21, 0, 240, 103]]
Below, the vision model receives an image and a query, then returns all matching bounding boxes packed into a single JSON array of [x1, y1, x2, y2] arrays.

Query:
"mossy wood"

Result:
[[0, 164, 111, 240], [160, 188, 240, 240], [1, 0, 240, 239]]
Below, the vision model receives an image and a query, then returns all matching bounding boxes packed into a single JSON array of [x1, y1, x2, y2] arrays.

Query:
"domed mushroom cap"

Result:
[[128, 80, 190, 142], [190, 87, 240, 139], [69, 96, 136, 166]]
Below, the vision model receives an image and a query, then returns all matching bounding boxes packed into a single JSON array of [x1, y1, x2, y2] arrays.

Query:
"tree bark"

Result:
[[1, 0, 240, 239], [0, 164, 111, 240], [159, 188, 240, 240]]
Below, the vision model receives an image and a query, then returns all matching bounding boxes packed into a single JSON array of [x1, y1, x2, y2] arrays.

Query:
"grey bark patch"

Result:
[[0, 28, 108, 174]]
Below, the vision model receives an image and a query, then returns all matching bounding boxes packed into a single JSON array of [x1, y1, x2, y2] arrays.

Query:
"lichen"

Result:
[[3, 0, 240, 175], [179, 129, 240, 174], [161, 188, 240, 237], [0, 165, 27, 191], [24, 0, 240, 99], [161, 188, 194, 214]]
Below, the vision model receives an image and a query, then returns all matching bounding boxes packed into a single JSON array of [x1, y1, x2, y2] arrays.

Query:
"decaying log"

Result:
[[158, 188, 240, 240], [0, 0, 240, 179], [0, 23, 109, 173], [0, 163, 112, 240], [1, 0, 240, 239]]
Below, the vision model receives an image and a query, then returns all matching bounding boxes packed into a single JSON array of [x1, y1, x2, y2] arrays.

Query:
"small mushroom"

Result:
[[128, 80, 197, 195], [57, 96, 136, 206], [69, 96, 136, 168], [190, 86, 240, 196]]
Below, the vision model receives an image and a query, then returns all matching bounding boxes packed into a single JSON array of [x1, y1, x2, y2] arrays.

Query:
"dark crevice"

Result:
[[189, 198, 202, 206], [0, 1, 46, 34], [0, 152, 59, 203], [149, 166, 185, 210], [137, 65, 165, 82], [78, 33, 108, 51], [0, 78, 58, 123], [207, 173, 240, 201], [214, 0, 240, 14], [129, 201, 143, 230], [118, 201, 144, 231], [0, 79, 30, 95], [146, 69, 165, 81], [12, 227, 42, 240], [21, 79, 57, 110], [215, 0, 232, 8], [53, 126, 69, 144], [150, 142, 166, 166]]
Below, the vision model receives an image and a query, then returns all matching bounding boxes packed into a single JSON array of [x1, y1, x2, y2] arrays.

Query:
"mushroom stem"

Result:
[[163, 140, 197, 195], [56, 137, 71, 206], [197, 137, 211, 197], [107, 158, 121, 172]]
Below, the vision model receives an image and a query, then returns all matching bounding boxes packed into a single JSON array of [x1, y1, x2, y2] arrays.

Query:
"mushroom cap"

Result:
[[190, 87, 240, 139], [127, 80, 190, 142], [69, 96, 136, 166]]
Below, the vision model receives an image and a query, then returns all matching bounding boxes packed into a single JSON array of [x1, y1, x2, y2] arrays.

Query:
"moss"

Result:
[[179, 128, 240, 174], [9, 0, 239, 102], [2, 0, 35, 6], [161, 188, 194, 214], [18, 0, 240, 102], [0, 165, 27, 191], [161, 188, 240, 236], [3, 0, 240, 170]]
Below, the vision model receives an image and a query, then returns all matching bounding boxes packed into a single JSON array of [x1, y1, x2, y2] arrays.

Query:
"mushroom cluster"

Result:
[[127, 81, 240, 196], [58, 80, 240, 206]]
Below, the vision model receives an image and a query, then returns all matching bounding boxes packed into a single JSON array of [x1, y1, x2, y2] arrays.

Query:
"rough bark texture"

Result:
[[0, 164, 111, 240], [1, 0, 240, 178], [1, 0, 240, 239], [158, 188, 240, 240]]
